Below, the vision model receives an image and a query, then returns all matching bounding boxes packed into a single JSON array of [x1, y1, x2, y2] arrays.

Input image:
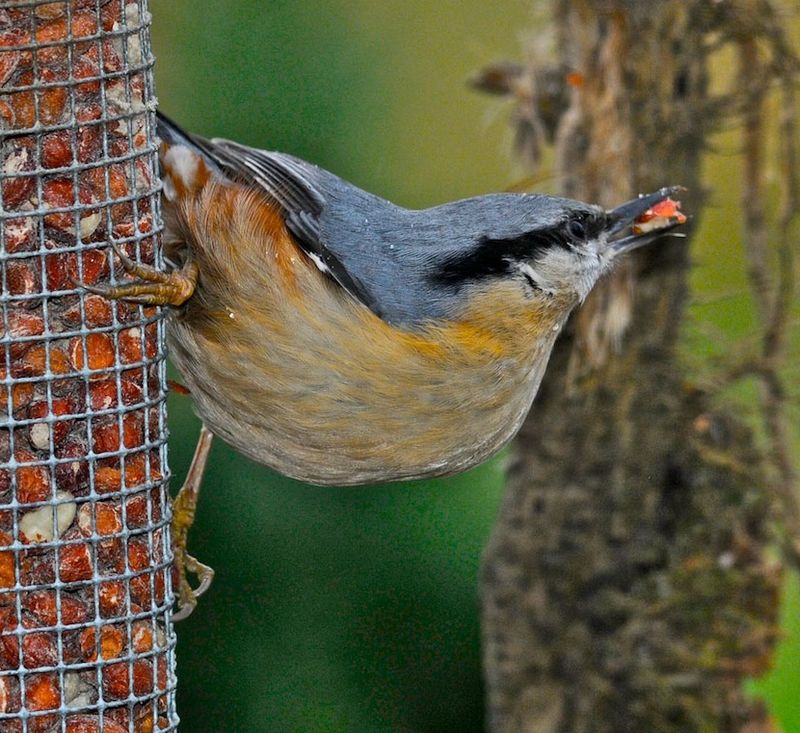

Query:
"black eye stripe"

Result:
[[431, 210, 608, 287], [432, 231, 552, 285]]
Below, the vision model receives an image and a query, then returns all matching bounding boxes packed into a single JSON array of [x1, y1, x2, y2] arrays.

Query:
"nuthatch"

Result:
[[105, 112, 686, 483], [88, 112, 686, 614]]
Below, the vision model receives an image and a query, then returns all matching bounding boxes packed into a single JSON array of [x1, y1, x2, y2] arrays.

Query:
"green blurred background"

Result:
[[150, 2, 799, 731]]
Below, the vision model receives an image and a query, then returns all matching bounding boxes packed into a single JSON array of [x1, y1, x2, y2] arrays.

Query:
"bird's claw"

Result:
[[79, 242, 198, 307], [172, 549, 215, 622]]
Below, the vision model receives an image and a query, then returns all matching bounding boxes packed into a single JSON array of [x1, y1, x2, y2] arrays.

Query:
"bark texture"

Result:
[[480, 3, 793, 732]]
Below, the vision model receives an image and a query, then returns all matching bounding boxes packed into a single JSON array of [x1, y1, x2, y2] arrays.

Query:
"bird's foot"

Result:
[[172, 548, 215, 622], [81, 241, 198, 306], [171, 425, 215, 621]]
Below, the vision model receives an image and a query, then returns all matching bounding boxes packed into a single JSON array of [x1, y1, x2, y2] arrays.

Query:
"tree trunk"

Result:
[[480, 3, 788, 732]]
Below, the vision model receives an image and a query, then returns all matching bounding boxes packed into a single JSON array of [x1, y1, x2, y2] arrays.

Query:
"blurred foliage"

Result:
[[151, 1, 798, 731]]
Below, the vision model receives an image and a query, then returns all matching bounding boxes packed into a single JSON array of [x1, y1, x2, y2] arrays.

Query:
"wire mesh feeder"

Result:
[[0, 1, 177, 730]]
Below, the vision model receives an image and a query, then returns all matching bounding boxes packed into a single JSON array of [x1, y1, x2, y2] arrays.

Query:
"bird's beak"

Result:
[[606, 186, 687, 255]]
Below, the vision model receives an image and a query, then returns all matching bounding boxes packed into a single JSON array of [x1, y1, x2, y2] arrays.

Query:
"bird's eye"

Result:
[[566, 218, 587, 240]]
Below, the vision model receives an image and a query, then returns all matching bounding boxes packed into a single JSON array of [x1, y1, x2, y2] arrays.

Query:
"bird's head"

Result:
[[432, 186, 687, 312]]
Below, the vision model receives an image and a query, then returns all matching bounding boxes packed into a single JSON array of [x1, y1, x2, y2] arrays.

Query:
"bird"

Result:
[[88, 111, 686, 616]]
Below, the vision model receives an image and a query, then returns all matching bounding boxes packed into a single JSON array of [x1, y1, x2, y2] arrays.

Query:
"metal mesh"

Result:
[[0, 1, 177, 730]]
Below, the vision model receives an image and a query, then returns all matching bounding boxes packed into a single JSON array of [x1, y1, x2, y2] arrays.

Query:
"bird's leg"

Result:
[[171, 424, 215, 621], [81, 241, 198, 306], [82, 243, 209, 615]]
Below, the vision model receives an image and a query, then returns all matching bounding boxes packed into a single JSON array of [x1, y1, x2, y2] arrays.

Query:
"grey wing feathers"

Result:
[[203, 138, 379, 313], [210, 140, 325, 219]]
